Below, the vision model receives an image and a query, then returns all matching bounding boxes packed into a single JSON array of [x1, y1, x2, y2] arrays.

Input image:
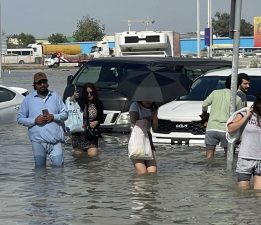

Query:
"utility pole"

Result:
[[197, 0, 201, 58], [0, 1, 2, 80], [227, 0, 242, 171], [208, 0, 212, 57]]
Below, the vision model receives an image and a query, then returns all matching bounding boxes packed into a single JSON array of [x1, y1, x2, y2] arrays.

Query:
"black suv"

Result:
[[63, 57, 232, 133]]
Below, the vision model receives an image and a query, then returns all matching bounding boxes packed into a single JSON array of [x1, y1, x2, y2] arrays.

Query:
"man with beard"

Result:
[[18, 72, 68, 168], [237, 73, 250, 107]]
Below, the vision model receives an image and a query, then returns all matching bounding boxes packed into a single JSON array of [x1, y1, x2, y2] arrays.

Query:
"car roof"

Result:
[[87, 57, 232, 67], [0, 85, 28, 95], [203, 68, 261, 77]]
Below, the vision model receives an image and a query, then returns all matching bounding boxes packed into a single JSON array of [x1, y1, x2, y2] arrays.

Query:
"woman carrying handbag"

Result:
[[129, 101, 158, 175], [69, 82, 103, 157]]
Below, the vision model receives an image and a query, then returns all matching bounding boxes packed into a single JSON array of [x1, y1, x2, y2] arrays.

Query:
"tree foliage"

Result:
[[73, 16, 105, 41], [8, 33, 36, 48], [48, 33, 67, 44], [212, 12, 253, 37]]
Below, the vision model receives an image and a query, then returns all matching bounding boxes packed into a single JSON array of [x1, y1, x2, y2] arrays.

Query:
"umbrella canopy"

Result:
[[117, 66, 192, 102]]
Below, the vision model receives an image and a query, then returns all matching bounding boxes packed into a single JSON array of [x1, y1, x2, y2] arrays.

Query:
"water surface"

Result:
[[0, 70, 260, 225]]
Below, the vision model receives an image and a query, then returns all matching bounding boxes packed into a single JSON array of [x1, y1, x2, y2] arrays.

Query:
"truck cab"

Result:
[[63, 57, 232, 133]]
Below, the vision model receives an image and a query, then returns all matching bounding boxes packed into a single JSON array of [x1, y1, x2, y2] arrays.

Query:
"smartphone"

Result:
[[42, 109, 49, 115]]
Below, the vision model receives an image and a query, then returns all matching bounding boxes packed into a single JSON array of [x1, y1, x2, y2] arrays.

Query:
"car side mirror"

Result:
[[67, 75, 73, 85]]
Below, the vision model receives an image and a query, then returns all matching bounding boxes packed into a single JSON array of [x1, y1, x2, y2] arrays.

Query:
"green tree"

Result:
[[73, 16, 105, 41], [48, 33, 67, 44], [7, 33, 35, 48], [212, 12, 253, 37]]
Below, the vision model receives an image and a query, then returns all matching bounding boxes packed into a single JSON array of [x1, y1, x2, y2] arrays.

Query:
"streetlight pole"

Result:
[[0, 0, 2, 80], [197, 0, 201, 58], [208, 0, 212, 57]]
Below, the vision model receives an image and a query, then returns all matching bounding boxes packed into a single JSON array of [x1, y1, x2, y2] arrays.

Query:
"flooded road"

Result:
[[0, 69, 261, 225]]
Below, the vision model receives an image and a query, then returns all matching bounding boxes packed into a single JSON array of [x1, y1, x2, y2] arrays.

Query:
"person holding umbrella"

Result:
[[129, 101, 158, 175]]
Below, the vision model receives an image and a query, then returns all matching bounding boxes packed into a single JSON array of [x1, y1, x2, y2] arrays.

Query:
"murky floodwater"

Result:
[[1, 69, 261, 225]]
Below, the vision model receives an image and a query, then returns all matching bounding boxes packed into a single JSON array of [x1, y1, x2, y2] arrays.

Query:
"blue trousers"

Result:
[[31, 141, 64, 168]]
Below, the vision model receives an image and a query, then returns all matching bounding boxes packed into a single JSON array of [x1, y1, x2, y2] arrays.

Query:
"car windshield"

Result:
[[71, 63, 195, 90], [178, 75, 261, 101]]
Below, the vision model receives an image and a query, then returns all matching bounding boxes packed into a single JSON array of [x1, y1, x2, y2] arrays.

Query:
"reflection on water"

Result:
[[1, 71, 261, 224]]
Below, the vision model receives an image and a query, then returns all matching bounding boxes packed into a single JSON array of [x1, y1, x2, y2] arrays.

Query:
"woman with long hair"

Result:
[[69, 82, 103, 157], [228, 93, 261, 190]]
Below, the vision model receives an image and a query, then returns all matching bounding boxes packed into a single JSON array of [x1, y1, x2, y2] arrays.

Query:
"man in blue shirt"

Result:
[[18, 72, 68, 168]]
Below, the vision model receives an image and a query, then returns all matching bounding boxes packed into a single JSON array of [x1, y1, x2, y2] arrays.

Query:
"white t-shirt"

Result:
[[238, 112, 261, 160]]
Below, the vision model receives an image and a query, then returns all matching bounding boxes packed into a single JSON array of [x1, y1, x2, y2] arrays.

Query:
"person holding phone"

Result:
[[68, 82, 103, 157], [17, 72, 68, 168]]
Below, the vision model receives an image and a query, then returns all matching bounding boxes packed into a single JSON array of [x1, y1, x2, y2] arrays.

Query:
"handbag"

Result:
[[64, 98, 84, 133], [85, 126, 99, 139], [128, 119, 153, 160]]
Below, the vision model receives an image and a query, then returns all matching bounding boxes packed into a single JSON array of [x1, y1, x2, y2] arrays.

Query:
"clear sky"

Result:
[[2, 0, 261, 38]]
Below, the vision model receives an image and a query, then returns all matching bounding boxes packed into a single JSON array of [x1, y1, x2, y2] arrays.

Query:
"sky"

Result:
[[2, 0, 261, 38]]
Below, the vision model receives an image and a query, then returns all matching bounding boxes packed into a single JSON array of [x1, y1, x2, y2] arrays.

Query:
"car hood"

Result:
[[158, 101, 203, 122]]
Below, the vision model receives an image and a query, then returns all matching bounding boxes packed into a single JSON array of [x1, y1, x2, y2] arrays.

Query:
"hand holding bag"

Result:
[[128, 119, 153, 160], [64, 98, 84, 133]]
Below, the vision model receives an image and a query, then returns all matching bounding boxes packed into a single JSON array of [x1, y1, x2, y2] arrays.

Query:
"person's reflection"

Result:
[[129, 174, 160, 220], [28, 168, 65, 225]]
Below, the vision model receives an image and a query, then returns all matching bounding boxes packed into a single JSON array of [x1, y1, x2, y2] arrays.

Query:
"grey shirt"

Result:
[[238, 112, 261, 160]]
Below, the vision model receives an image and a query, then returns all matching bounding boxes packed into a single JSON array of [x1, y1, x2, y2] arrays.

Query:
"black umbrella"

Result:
[[117, 66, 192, 102]]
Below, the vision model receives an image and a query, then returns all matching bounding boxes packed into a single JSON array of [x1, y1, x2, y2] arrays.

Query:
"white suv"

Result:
[[152, 68, 261, 145]]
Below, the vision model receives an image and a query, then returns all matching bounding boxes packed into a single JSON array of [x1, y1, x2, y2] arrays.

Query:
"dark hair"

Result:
[[238, 73, 250, 85], [253, 93, 261, 116], [225, 73, 248, 89], [82, 82, 99, 104]]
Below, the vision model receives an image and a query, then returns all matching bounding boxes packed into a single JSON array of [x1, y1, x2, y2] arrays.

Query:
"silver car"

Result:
[[0, 85, 28, 124]]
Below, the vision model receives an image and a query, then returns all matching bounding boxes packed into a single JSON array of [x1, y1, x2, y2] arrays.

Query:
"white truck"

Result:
[[89, 41, 114, 58], [114, 30, 181, 57], [90, 30, 181, 58]]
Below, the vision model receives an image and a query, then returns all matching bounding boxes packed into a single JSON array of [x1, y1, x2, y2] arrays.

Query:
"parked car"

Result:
[[63, 57, 232, 133], [0, 85, 28, 124], [152, 68, 261, 145]]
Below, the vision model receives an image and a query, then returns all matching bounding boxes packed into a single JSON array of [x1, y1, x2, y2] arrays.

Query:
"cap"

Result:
[[34, 72, 48, 83]]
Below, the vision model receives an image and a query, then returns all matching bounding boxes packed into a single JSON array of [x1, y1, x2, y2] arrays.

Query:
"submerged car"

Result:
[[0, 85, 28, 124], [63, 57, 232, 133], [152, 68, 261, 145]]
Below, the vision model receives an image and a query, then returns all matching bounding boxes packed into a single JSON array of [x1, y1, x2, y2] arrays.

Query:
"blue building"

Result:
[[180, 36, 254, 55]]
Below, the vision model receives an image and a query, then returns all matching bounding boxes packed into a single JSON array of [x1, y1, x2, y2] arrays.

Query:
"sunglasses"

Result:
[[35, 79, 48, 85], [87, 91, 93, 96]]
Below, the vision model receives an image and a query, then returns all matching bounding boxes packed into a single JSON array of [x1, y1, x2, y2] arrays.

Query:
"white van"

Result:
[[152, 68, 261, 145]]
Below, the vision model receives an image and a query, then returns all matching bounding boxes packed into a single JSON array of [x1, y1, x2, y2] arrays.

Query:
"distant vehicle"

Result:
[[45, 52, 90, 68], [0, 85, 28, 124], [2, 48, 35, 64], [63, 57, 232, 133], [152, 68, 261, 145], [90, 30, 181, 58]]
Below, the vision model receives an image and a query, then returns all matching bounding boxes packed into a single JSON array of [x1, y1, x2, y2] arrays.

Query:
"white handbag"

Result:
[[64, 98, 84, 133], [128, 119, 153, 160]]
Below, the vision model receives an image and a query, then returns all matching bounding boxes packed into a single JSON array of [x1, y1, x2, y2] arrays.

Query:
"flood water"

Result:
[[1, 69, 261, 225]]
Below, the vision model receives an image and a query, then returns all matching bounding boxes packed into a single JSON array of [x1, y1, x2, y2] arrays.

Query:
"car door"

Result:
[[0, 87, 24, 123]]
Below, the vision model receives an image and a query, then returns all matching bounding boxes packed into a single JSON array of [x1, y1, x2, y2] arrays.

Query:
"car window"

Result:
[[179, 76, 227, 101], [0, 87, 16, 103], [178, 75, 261, 101]]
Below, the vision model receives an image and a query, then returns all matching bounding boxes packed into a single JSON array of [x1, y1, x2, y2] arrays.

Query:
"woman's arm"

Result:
[[129, 111, 139, 129], [227, 108, 253, 133]]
